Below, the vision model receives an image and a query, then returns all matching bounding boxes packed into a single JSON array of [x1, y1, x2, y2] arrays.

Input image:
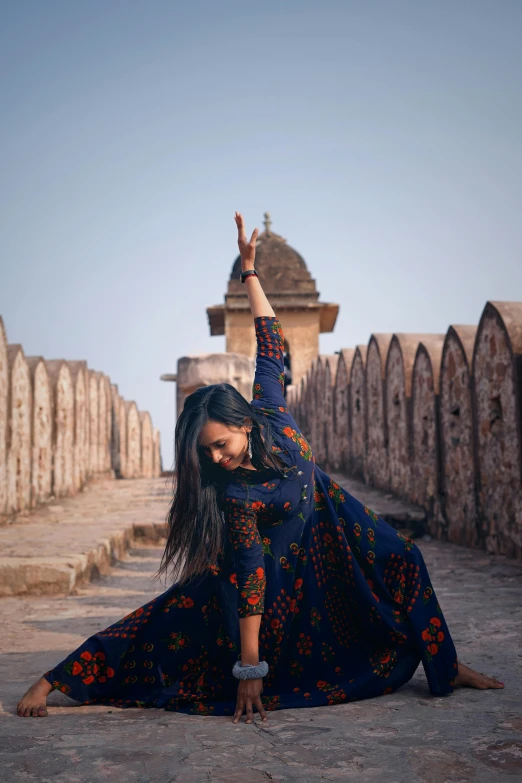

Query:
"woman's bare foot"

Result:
[[454, 661, 504, 690], [17, 677, 53, 717]]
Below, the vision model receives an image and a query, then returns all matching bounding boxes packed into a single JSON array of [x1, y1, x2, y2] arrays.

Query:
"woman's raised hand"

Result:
[[235, 212, 259, 271]]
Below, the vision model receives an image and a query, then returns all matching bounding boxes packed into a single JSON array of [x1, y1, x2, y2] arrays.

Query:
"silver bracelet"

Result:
[[232, 660, 269, 680]]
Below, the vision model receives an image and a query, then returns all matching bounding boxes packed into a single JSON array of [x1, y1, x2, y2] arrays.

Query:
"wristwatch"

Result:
[[240, 269, 258, 283]]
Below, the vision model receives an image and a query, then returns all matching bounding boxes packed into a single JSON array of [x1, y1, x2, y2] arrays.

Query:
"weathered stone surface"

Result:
[[0, 318, 7, 518], [45, 360, 75, 498], [110, 383, 122, 477], [440, 326, 478, 547], [176, 352, 255, 418], [473, 741, 522, 775], [310, 357, 325, 464], [125, 401, 141, 479], [365, 334, 392, 491], [323, 354, 339, 470], [7, 345, 31, 514], [26, 357, 52, 508], [408, 747, 476, 782], [496, 715, 522, 733], [0, 477, 168, 596], [98, 373, 112, 475], [0, 315, 159, 521], [1, 482, 521, 782], [329, 472, 426, 530], [152, 427, 162, 477], [385, 334, 421, 500], [140, 411, 154, 478], [289, 303, 522, 563], [410, 336, 445, 520], [472, 301, 522, 559], [349, 345, 367, 480], [68, 361, 88, 492], [118, 393, 127, 478], [88, 369, 99, 475], [332, 348, 354, 473]]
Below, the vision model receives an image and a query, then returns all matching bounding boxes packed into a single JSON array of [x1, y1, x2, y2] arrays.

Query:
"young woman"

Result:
[[18, 213, 503, 723]]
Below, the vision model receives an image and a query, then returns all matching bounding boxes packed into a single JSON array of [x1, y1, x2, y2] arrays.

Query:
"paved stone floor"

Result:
[[1, 494, 522, 781]]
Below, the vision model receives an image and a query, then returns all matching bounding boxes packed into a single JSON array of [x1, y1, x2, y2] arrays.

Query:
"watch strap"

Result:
[[240, 269, 258, 283]]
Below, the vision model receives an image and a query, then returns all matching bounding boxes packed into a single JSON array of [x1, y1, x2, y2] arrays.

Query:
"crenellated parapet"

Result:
[[7, 344, 32, 515], [294, 301, 522, 559], [0, 315, 162, 522], [68, 361, 89, 492], [439, 325, 478, 547], [365, 334, 392, 491], [349, 345, 367, 481], [26, 356, 52, 507], [472, 302, 522, 558], [323, 355, 339, 470], [410, 335, 445, 518], [44, 360, 74, 498]]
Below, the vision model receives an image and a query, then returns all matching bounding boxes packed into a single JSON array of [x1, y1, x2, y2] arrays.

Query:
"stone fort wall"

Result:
[[0, 315, 162, 521], [288, 301, 522, 559]]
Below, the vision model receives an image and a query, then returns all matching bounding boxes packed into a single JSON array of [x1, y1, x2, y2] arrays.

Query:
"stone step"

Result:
[[0, 471, 426, 598], [329, 472, 428, 538], [0, 478, 170, 597]]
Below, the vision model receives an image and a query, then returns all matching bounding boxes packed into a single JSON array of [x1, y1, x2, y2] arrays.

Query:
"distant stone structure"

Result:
[[0, 315, 161, 522], [177, 353, 255, 418], [207, 213, 339, 388], [288, 301, 522, 560], [164, 214, 339, 418]]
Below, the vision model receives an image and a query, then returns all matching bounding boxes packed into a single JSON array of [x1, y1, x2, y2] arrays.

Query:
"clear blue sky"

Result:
[[1, 0, 521, 467]]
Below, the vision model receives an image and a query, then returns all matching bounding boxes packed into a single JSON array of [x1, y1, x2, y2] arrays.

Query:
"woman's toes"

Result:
[[479, 674, 500, 688]]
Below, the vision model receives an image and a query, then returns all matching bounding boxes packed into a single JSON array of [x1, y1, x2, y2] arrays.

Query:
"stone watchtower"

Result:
[[206, 213, 339, 387]]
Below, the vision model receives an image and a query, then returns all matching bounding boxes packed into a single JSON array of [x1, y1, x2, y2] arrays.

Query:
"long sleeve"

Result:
[[251, 315, 314, 464], [251, 316, 286, 408], [224, 496, 266, 618]]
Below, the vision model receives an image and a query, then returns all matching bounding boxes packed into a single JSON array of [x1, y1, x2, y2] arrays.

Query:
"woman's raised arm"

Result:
[[235, 212, 275, 319]]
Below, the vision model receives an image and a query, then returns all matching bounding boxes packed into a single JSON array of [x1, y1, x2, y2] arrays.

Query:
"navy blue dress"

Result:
[[44, 316, 458, 715]]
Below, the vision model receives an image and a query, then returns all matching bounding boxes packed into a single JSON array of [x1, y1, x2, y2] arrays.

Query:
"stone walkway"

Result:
[[1, 479, 522, 781], [0, 477, 171, 596]]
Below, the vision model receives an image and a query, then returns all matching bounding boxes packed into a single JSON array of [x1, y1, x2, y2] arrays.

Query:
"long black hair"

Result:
[[158, 383, 284, 585]]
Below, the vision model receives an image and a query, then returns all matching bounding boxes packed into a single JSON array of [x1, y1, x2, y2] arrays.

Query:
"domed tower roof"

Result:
[[207, 212, 339, 338], [228, 213, 317, 297]]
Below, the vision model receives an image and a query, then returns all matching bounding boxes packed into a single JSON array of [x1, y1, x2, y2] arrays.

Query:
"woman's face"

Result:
[[199, 419, 252, 471]]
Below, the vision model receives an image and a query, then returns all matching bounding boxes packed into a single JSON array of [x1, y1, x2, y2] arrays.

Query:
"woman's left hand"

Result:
[[233, 678, 268, 724]]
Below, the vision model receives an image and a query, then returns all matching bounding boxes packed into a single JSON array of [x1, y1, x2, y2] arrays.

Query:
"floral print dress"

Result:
[[44, 316, 458, 715]]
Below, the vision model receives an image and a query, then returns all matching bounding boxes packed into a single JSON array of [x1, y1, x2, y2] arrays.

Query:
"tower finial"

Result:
[[263, 211, 272, 234]]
